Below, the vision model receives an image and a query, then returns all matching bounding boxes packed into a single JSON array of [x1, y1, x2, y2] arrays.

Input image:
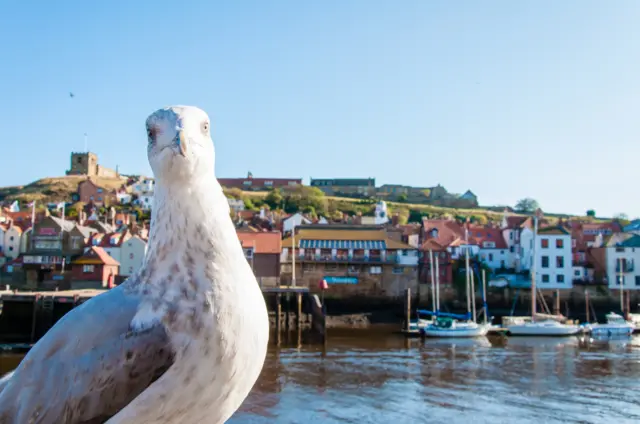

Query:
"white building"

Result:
[[134, 194, 154, 210], [282, 212, 311, 234], [534, 226, 573, 289], [374, 201, 389, 225], [120, 236, 148, 276], [132, 178, 154, 196], [603, 233, 640, 290], [227, 198, 245, 213], [2, 224, 23, 260]]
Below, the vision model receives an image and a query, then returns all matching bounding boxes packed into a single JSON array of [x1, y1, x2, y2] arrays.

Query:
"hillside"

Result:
[[0, 176, 127, 204], [0, 176, 594, 225]]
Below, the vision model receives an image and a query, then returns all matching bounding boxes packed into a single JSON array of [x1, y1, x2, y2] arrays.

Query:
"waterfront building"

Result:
[[280, 225, 419, 297]]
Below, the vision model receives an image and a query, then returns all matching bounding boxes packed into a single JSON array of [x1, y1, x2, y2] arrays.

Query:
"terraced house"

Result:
[[310, 178, 376, 197], [280, 225, 419, 298]]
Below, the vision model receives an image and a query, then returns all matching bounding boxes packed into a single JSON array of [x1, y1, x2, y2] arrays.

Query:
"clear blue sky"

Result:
[[1, 1, 638, 218]]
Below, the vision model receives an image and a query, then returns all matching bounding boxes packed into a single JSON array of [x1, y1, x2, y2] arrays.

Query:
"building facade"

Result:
[[66, 152, 118, 178], [119, 236, 148, 277], [280, 225, 419, 297], [237, 231, 282, 287], [310, 178, 376, 197], [218, 172, 302, 191], [535, 226, 573, 289]]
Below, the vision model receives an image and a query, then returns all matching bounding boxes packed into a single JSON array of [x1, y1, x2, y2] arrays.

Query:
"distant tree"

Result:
[[397, 214, 409, 225], [614, 213, 630, 226], [243, 198, 257, 211], [472, 215, 488, 225], [397, 193, 408, 203], [224, 188, 244, 199], [284, 186, 327, 215], [586, 209, 596, 218], [408, 209, 426, 223], [264, 189, 284, 210], [515, 198, 539, 213]]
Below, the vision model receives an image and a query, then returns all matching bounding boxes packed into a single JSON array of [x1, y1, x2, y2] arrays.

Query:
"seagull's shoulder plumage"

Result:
[[0, 105, 269, 424]]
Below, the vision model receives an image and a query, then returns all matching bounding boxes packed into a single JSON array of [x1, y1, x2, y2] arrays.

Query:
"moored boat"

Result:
[[584, 312, 634, 337], [422, 317, 490, 338]]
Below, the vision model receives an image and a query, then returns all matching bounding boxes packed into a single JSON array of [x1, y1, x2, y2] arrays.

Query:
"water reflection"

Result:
[[2, 331, 640, 423]]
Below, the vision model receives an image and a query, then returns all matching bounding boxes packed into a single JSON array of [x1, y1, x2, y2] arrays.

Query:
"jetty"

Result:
[[0, 286, 326, 350]]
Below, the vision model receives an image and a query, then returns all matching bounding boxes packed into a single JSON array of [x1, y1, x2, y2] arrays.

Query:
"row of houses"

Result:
[[217, 172, 479, 207], [3, 200, 638, 297]]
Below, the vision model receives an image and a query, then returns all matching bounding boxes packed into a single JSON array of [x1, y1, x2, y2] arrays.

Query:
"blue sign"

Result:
[[324, 276, 358, 284]]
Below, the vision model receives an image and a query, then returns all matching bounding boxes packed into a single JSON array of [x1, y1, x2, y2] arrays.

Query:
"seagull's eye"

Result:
[[147, 127, 157, 143], [201, 121, 209, 134]]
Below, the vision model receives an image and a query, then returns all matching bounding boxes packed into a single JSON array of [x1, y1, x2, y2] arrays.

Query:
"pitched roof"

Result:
[[602, 233, 640, 248], [72, 246, 120, 266], [467, 225, 508, 249], [537, 226, 570, 235], [421, 219, 465, 248], [50, 216, 76, 232], [282, 225, 414, 250], [237, 231, 282, 254]]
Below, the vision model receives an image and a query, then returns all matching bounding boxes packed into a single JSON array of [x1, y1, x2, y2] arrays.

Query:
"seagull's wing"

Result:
[[0, 281, 174, 424]]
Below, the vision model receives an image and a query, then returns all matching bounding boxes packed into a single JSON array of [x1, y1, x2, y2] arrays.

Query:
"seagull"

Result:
[[0, 106, 270, 423]]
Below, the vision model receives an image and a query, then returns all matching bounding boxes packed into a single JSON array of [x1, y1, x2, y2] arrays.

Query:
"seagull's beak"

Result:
[[176, 129, 188, 157]]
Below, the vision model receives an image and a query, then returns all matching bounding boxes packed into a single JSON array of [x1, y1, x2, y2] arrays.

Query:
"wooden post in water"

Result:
[[626, 290, 631, 320], [554, 289, 560, 315], [30, 294, 40, 343], [405, 288, 411, 332], [275, 293, 282, 334], [585, 290, 590, 324], [296, 292, 303, 329]]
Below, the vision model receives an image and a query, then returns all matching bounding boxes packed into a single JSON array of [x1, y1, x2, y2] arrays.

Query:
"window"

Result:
[[369, 266, 382, 275], [264, 181, 273, 186], [77, 156, 82, 164], [572, 239, 576, 248], [129, 253, 134, 259], [615, 247, 624, 253], [97, 197, 102, 202], [556, 256, 564, 268], [557, 274, 565, 283], [488, 253, 494, 261], [97, 188, 103, 193], [483, 241, 495, 248], [392, 267, 403, 274], [500, 260, 505, 268], [83, 265, 94, 273], [541, 256, 549, 268], [129, 266, 134, 274], [617, 276, 624, 286], [8, 247, 13, 252], [9, 236, 13, 241], [636, 276, 640, 287], [542, 274, 550, 283], [243, 181, 252, 186], [574, 269, 580, 276], [510, 246, 515, 253], [556, 239, 563, 248], [541, 239, 549, 248]]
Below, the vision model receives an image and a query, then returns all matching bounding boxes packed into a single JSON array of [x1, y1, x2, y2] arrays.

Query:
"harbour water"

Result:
[[2, 327, 640, 423]]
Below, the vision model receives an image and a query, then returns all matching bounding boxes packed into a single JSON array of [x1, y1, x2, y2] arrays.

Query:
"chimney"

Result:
[[391, 213, 399, 226]]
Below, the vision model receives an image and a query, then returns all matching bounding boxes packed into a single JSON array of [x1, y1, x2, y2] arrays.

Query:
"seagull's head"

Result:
[[146, 105, 215, 182]]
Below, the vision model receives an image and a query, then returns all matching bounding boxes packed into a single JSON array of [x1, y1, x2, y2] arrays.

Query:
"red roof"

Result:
[[421, 219, 465, 248], [467, 225, 508, 249], [568, 221, 622, 252], [237, 231, 282, 254], [76, 246, 120, 266]]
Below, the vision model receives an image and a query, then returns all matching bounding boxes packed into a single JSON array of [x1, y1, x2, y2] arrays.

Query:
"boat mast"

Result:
[[429, 249, 436, 313], [465, 221, 471, 319], [435, 257, 441, 314], [470, 269, 477, 322], [531, 210, 540, 322], [482, 269, 488, 325], [619, 256, 624, 316]]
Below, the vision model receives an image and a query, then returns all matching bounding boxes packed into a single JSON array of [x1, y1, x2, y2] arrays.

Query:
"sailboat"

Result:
[[582, 272, 634, 338], [421, 224, 489, 338], [506, 209, 580, 337]]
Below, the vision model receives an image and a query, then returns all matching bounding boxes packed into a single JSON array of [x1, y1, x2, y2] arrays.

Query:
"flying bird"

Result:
[[69, 92, 74, 98], [0, 106, 270, 423]]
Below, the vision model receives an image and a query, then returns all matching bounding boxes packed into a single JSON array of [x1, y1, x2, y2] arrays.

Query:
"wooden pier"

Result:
[[0, 286, 326, 350]]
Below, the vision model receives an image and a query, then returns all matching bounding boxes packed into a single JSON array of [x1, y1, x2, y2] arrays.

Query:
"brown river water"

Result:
[[2, 327, 640, 423]]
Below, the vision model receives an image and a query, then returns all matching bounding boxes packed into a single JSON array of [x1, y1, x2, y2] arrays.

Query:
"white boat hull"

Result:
[[586, 324, 634, 337], [508, 321, 580, 336], [422, 324, 489, 338]]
